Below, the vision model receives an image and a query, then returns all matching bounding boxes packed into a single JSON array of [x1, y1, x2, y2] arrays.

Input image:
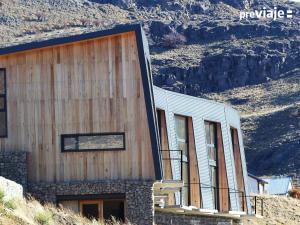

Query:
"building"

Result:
[[0, 24, 251, 224], [248, 173, 268, 195], [264, 176, 293, 196]]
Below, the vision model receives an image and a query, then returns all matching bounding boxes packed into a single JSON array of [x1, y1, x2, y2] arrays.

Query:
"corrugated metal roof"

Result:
[[264, 177, 293, 195]]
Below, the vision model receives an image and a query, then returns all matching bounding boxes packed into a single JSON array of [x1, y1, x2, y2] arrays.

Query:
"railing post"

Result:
[[180, 150, 183, 181], [254, 196, 257, 215], [242, 191, 244, 212]]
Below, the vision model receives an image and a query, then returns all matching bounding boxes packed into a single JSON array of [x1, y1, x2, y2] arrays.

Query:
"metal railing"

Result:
[[160, 150, 183, 181], [159, 150, 263, 216], [250, 195, 264, 216]]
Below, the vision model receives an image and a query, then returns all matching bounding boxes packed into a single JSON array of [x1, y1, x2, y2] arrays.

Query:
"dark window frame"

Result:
[[0, 68, 7, 138], [61, 132, 126, 152]]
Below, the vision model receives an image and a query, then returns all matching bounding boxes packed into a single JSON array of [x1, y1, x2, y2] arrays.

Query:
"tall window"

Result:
[[175, 115, 189, 206], [0, 69, 7, 137], [205, 121, 218, 209]]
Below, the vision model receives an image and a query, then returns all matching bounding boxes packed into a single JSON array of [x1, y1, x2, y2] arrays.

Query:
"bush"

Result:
[[289, 188, 300, 199], [79, 18, 91, 27], [162, 31, 187, 48], [35, 12, 46, 21], [0, 189, 4, 203], [4, 199, 17, 210], [35, 210, 53, 225]]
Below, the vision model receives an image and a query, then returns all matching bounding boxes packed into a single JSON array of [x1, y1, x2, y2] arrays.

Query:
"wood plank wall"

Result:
[[216, 124, 230, 212], [157, 110, 175, 205], [0, 32, 155, 182], [188, 118, 202, 208], [232, 128, 247, 212]]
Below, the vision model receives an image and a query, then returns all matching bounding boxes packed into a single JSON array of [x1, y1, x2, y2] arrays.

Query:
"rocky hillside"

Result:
[[0, 0, 300, 176]]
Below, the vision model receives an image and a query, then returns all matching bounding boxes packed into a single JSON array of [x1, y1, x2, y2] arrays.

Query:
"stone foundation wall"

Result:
[[155, 211, 241, 225], [28, 180, 154, 225], [0, 151, 27, 190]]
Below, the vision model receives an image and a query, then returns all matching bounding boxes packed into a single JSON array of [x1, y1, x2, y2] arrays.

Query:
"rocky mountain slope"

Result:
[[0, 0, 299, 176]]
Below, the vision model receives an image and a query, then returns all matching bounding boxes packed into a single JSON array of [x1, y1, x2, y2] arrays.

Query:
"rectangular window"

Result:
[[61, 133, 125, 152], [175, 115, 190, 206], [205, 121, 218, 209], [58, 197, 125, 222], [0, 68, 7, 138]]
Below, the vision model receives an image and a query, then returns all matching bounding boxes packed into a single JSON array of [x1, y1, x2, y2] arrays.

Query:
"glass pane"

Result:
[[205, 122, 210, 144], [175, 115, 187, 140], [209, 147, 216, 161], [210, 123, 216, 144], [103, 200, 124, 222], [63, 134, 125, 151], [0, 70, 4, 94], [82, 204, 99, 220], [0, 97, 4, 109], [178, 141, 188, 158], [59, 200, 79, 213], [0, 112, 6, 136], [211, 166, 217, 187]]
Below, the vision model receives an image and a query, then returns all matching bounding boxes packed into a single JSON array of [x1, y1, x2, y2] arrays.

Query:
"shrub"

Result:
[[4, 199, 17, 210], [35, 210, 53, 225], [79, 18, 91, 27], [93, 19, 103, 27], [162, 31, 187, 48], [35, 12, 46, 21], [0, 189, 4, 203], [289, 188, 300, 199]]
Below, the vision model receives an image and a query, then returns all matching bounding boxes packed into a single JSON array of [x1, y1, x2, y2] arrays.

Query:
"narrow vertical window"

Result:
[[205, 121, 218, 209], [175, 115, 190, 206], [0, 68, 7, 137]]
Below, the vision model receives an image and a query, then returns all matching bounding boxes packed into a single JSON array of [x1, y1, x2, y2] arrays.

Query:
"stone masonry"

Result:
[[0, 151, 27, 190], [155, 211, 241, 225], [28, 180, 154, 225]]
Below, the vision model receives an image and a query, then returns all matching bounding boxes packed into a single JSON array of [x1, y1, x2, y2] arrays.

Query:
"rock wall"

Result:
[[28, 180, 154, 225], [155, 211, 241, 225], [0, 151, 27, 190]]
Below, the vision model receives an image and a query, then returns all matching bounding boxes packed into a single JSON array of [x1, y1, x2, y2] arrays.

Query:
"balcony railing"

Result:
[[159, 150, 264, 216], [160, 150, 183, 181]]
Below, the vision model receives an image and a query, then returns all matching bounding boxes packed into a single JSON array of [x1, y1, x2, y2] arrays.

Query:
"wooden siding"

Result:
[[188, 117, 202, 208], [0, 32, 155, 182], [157, 109, 175, 206], [216, 124, 230, 212], [232, 128, 247, 212]]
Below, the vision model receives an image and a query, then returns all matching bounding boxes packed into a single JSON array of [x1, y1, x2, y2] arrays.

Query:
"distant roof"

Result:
[[264, 176, 293, 195], [248, 173, 268, 184], [0, 23, 142, 56]]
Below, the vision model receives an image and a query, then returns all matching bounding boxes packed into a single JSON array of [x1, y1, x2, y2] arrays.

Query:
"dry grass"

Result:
[[0, 193, 134, 225], [243, 195, 300, 225]]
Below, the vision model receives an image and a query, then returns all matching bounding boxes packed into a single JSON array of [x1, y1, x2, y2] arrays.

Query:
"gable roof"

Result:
[[0, 23, 140, 56], [264, 177, 293, 195]]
